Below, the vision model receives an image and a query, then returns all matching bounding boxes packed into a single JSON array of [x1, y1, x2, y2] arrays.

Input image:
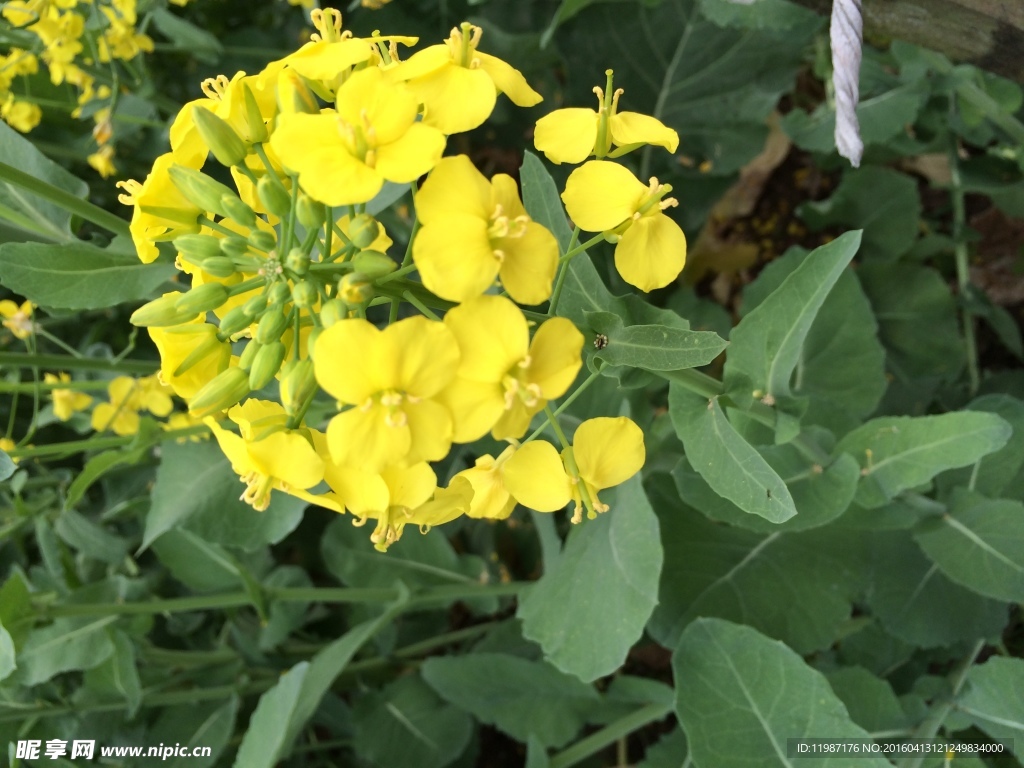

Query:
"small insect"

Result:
[[593, 333, 609, 350]]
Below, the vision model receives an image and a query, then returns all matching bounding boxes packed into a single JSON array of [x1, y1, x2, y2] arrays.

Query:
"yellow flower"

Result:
[[563, 416, 645, 522], [91, 375, 174, 435], [44, 372, 92, 421], [534, 71, 678, 165], [314, 316, 460, 472], [1, 94, 41, 132], [163, 411, 209, 442], [440, 295, 583, 441], [117, 152, 204, 264], [413, 155, 558, 304], [149, 322, 231, 400], [270, 67, 446, 207], [0, 300, 34, 339], [0, 437, 18, 462], [207, 399, 325, 511], [392, 22, 542, 135], [87, 144, 117, 178], [561, 160, 686, 292], [456, 440, 570, 520]]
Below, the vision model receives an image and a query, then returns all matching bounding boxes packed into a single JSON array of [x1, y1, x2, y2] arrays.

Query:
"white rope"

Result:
[[830, 0, 864, 166]]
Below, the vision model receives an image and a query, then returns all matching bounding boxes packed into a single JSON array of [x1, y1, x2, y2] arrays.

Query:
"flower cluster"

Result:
[[121, 11, 655, 550]]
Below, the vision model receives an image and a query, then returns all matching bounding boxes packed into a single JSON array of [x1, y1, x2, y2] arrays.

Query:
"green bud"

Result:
[[167, 165, 236, 218], [130, 293, 198, 327], [284, 248, 310, 276], [280, 358, 316, 416], [277, 70, 320, 115], [173, 333, 226, 378], [256, 175, 292, 218], [189, 366, 250, 418], [219, 235, 249, 258], [242, 83, 269, 143], [291, 280, 318, 308], [192, 106, 248, 167], [352, 249, 396, 279], [220, 194, 257, 228], [243, 294, 268, 318], [249, 341, 287, 390], [201, 256, 237, 278], [239, 339, 261, 370], [256, 305, 289, 343], [320, 298, 348, 328], [175, 282, 230, 315], [347, 214, 380, 249], [338, 273, 373, 306], [218, 306, 253, 338], [175, 233, 222, 265], [267, 281, 291, 305], [296, 194, 325, 230], [248, 228, 277, 252]]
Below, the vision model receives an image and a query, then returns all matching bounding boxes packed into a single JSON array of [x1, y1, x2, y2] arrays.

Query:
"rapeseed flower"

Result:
[[44, 372, 92, 421], [563, 416, 645, 522], [0, 300, 34, 339]]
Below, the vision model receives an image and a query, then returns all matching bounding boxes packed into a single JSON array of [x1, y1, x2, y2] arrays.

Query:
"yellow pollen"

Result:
[[200, 75, 230, 101]]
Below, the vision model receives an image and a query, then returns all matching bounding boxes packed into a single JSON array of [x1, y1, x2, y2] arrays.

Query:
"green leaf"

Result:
[[150, 7, 223, 63], [54, 509, 129, 565], [520, 150, 573, 251], [698, 0, 819, 30], [959, 657, 1024, 762], [148, 697, 239, 768], [0, 449, 14, 482], [0, 242, 177, 309], [669, 386, 796, 523], [0, 620, 15, 683], [82, 629, 142, 717], [673, 618, 892, 768], [151, 529, 243, 593], [724, 231, 861, 401], [824, 667, 911, 734], [914, 490, 1024, 603], [64, 443, 150, 511], [637, 727, 688, 768], [0, 571, 34, 648], [672, 449, 860, 533], [352, 675, 475, 768], [938, 395, 1024, 497], [422, 653, 600, 748], [517, 475, 662, 682], [648, 487, 862, 653], [0, 121, 88, 241], [143, 440, 305, 552], [865, 532, 1008, 648], [16, 616, 116, 685], [586, 311, 727, 371], [835, 412, 1012, 508], [540, 0, 615, 46]]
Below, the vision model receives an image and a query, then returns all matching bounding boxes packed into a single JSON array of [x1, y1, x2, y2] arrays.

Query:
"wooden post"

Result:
[[788, 0, 1024, 83]]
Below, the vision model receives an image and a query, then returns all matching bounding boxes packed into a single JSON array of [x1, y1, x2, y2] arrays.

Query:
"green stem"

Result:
[[0, 352, 157, 374], [0, 380, 111, 394], [548, 702, 673, 768], [559, 231, 606, 265], [375, 263, 418, 284], [402, 290, 441, 321], [948, 125, 980, 396], [0, 160, 131, 239], [543, 403, 571, 450], [7, 425, 208, 460], [524, 371, 601, 444]]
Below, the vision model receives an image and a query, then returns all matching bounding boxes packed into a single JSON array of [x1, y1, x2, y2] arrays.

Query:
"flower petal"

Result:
[[415, 155, 492, 223], [327, 404, 411, 472], [381, 462, 437, 510], [409, 63, 496, 135], [413, 214, 499, 302], [609, 111, 679, 153], [404, 398, 453, 465], [476, 52, 542, 107], [498, 221, 559, 306], [503, 440, 572, 512], [614, 213, 686, 292], [444, 295, 529, 383], [383, 316, 459, 398], [314, 319, 383, 404], [561, 160, 646, 232], [439, 377, 505, 443], [247, 430, 325, 490], [534, 108, 598, 165], [374, 121, 446, 184], [527, 317, 584, 398], [572, 416, 645, 491]]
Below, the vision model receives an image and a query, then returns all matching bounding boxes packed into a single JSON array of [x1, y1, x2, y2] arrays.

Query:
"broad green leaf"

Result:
[[422, 653, 600, 748], [638, 727, 688, 768], [148, 697, 239, 768], [259, 566, 312, 651], [673, 449, 859, 534], [589, 675, 675, 724], [520, 150, 573, 251], [517, 475, 662, 682], [150, 7, 223, 63], [724, 231, 861, 401], [825, 667, 911, 734], [835, 622, 915, 679], [367, 180, 409, 216], [959, 657, 1024, 762], [0, 449, 14, 482], [82, 629, 142, 717], [232, 662, 307, 768], [16, 616, 116, 685], [0, 242, 176, 309], [151, 529, 243, 593], [914, 491, 1024, 602], [540, 0, 615, 46], [143, 440, 305, 552], [63, 423, 158, 509], [0, 121, 88, 241], [673, 618, 892, 768], [835, 412, 1011, 508], [0, 620, 15, 682], [698, 0, 819, 30], [352, 675, 474, 768], [648, 487, 861, 653], [54, 509, 129, 565], [937, 395, 1024, 497], [586, 311, 726, 371], [669, 386, 796, 523], [0, 571, 34, 648], [740, 247, 886, 434], [865, 532, 1008, 648]]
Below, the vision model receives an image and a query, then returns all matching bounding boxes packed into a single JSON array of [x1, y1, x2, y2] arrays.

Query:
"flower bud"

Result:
[[280, 358, 316, 416], [248, 341, 287, 389], [256, 305, 289, 343], [130, 293, 198, 327], [248, 228, 277, 252], [284, 248, 310, 276], [167, 165, 235, 217], [174, 283, 230, 315], [239, 339, 261, 370], [267, 281, 291, 305], [296, 195, 325, 230], [243, 294, 268, 318], [352, 249, 396, 278], [277, 70, 320, 115], [176, 233, 222, 265], [338, 274, 373, 306], [220, 194, 257, 228], [242, 83, 269, 143], [219, 235, 249, 258], [320, 298, 348, 328], [347, 214, 380, 249], [218, 306, 253, 338], [172, 331, 227, 377], [189, 366, 250, 418], [291, 280, 318, 308], [201, 256, 237, 278], [192, 106, 248, 167], [256, 175, 292, 218]]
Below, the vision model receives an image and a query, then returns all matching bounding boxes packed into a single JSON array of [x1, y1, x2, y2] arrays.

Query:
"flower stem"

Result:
[[0, 352, 157, 374], [548, 701, 673, 768], [0, 380, 111, 394], [948, 122, 980, 396], [0, 160, 131, 240], [523, 371, 601, 444], [7, 425, 208, 460], [402, 290, 441, 321]]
